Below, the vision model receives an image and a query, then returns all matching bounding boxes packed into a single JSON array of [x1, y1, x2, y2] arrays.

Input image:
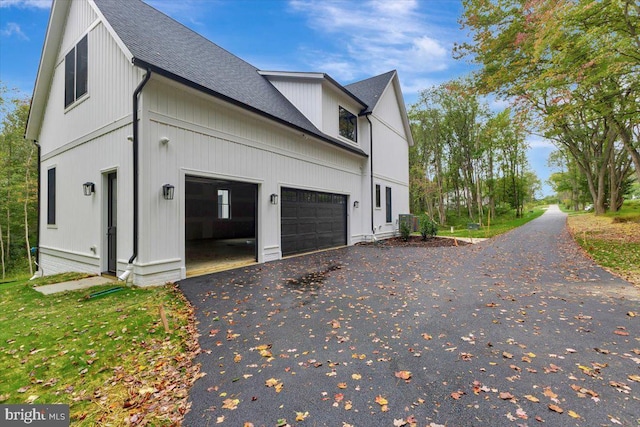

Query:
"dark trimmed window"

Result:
[[375, 184, 381, 208], [47, 168, 56, 225], [339, 106, 357, 142], [385, 186, 392, 223], [65, 35, 88, 108]]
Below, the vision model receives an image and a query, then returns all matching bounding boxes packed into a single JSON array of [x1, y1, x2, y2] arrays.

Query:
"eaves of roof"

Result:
[[133, 58, 367, 158]]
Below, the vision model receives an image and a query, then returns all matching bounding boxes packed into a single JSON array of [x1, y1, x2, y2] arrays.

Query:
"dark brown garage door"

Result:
[[281, 188, 347, 256]]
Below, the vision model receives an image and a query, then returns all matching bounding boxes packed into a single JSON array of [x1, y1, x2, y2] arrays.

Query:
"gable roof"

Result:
[[346, 70, 414, 146], [92, 0, 367, 156], [345, 70, 396, 115]]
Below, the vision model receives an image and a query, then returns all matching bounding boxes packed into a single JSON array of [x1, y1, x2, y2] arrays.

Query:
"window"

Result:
[[65, 35, 88, 108], [217, 189, 230, 219], [385, 186, 392, 223], [375, 184, 381, 208], [47, 168, 56, 225], [339, 106, 357, 142]]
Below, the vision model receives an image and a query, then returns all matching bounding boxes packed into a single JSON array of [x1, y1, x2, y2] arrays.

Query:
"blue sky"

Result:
[[0, 0, 555, 195]]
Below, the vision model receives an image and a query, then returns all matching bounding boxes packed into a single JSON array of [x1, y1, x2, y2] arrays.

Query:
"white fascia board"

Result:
[[370, 71, 414, 146], [258, 70, 325, 80], [88, 0, 134, 63], [25, 0, 71, 141]]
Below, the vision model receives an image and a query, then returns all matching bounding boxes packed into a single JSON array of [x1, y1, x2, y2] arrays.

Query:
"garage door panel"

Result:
[[281, 188, 347, 256]]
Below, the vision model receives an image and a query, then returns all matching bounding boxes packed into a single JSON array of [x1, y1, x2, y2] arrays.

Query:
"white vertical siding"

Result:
[[267, 79, 323, 129], [321, 87, 361, 145], [59, 0, 96, 55], [370, 81, 411, 236], [40, 124, 133, 273], [37, 8, 144, 278], [137, 79, 366, 271], [39, 21, 142, 156]]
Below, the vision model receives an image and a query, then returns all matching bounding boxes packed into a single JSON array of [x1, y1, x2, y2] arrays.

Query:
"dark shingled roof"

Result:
[[345, 70, 396, 114], [92, 0, 367, 156]]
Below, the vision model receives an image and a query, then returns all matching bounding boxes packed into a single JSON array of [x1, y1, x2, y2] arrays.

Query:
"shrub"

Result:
[[400, 219, 412, 241], [419, 214, 438, 240]]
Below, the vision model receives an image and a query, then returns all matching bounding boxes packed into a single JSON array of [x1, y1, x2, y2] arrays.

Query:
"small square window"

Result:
[[339, 106, 357, 142]]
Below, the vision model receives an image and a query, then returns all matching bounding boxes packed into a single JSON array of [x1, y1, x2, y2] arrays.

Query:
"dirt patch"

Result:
[[358, 236, 470, 248]]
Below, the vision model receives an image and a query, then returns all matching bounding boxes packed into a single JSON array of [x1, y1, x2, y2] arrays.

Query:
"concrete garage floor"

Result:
[[185, 238, 256, 277], [178, 206, 639, 426]]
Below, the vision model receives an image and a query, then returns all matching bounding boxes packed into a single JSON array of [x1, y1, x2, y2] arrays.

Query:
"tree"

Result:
[[0, 85, 37, 278], [458, 0, 638, 214]]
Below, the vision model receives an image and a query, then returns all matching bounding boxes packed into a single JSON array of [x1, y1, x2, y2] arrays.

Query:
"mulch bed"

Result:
[[358, 236, 469, 247]]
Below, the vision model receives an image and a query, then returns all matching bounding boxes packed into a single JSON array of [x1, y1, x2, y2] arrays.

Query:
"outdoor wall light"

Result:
[[162, 184, 175, 200], [353, 200, 359, 208], [83, 182, 95, 196], [160, 136, 170, 145], [270, 193, 279, 205]]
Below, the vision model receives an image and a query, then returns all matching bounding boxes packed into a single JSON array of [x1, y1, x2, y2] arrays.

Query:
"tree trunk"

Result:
[[0, 222, 5, 279]]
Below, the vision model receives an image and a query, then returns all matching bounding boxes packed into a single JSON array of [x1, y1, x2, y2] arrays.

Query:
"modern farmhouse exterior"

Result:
[[25, 0, 413, 286]]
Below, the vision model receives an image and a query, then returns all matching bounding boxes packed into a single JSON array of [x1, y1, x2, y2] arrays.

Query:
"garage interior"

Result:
[[185, 177, 257, 276]]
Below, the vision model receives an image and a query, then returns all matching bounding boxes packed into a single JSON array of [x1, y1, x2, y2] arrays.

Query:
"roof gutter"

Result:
[[131, 58, 367, 158], [119, 68, 151, 282]]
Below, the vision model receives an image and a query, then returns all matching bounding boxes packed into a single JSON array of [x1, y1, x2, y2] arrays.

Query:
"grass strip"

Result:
[[0, 280, 200, 425]]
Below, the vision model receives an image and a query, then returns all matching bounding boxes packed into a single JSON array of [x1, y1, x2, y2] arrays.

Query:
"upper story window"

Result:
[[339, 106, 357, 142], [65, 35, 88, 108]]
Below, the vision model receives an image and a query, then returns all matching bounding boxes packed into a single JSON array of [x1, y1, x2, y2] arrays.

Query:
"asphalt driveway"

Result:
[[178, 206, 639, 426]]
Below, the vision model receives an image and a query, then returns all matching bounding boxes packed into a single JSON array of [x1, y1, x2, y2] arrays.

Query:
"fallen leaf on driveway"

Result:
[[568, 410, 580, 419], [451, 391, 465, 400], [548, 404, 563, 413], [395, 370, 412, 380], [499, 391, 514, 400], [524, 394, 539, 402], [222, 398, 239, 410]]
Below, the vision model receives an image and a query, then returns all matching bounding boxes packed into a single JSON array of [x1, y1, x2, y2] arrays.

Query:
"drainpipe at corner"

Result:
[[365, 114, 376, 242], [29, 140, 42, 279], [119, 69, 151, 282]]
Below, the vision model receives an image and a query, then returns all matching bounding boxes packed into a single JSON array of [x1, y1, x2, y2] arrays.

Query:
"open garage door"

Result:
[[281, 188, 347, 256], [185, 177, 257, 275]]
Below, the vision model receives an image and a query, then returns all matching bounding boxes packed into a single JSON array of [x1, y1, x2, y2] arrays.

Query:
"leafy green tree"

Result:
[[0, 85, 37, 277]]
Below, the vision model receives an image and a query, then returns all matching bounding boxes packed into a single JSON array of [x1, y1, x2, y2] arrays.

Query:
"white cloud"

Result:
[[1, 22, 28, 40], [0, 0, 50, 8], [288, 0, 452, 91], [527, 136, 556, 149]]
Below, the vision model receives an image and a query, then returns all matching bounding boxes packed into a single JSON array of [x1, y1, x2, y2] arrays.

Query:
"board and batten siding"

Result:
[[39, 19, 143, 156], [267, 78, 323, 130], [37, 5, 145, 277], [133, 78, 366, 283], [322, 86, 362, 146], [40, 125, 134, 275], [369, 82, 411, 237]]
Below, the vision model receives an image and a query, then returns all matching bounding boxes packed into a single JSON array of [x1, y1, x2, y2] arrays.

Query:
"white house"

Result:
[[25, 0, 413, 286]]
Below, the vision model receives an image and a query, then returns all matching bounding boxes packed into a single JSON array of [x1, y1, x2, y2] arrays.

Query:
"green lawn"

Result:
[[567, 200, 640, 286], [0, 276, 198, 425], [440, 207, 546, 238]]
